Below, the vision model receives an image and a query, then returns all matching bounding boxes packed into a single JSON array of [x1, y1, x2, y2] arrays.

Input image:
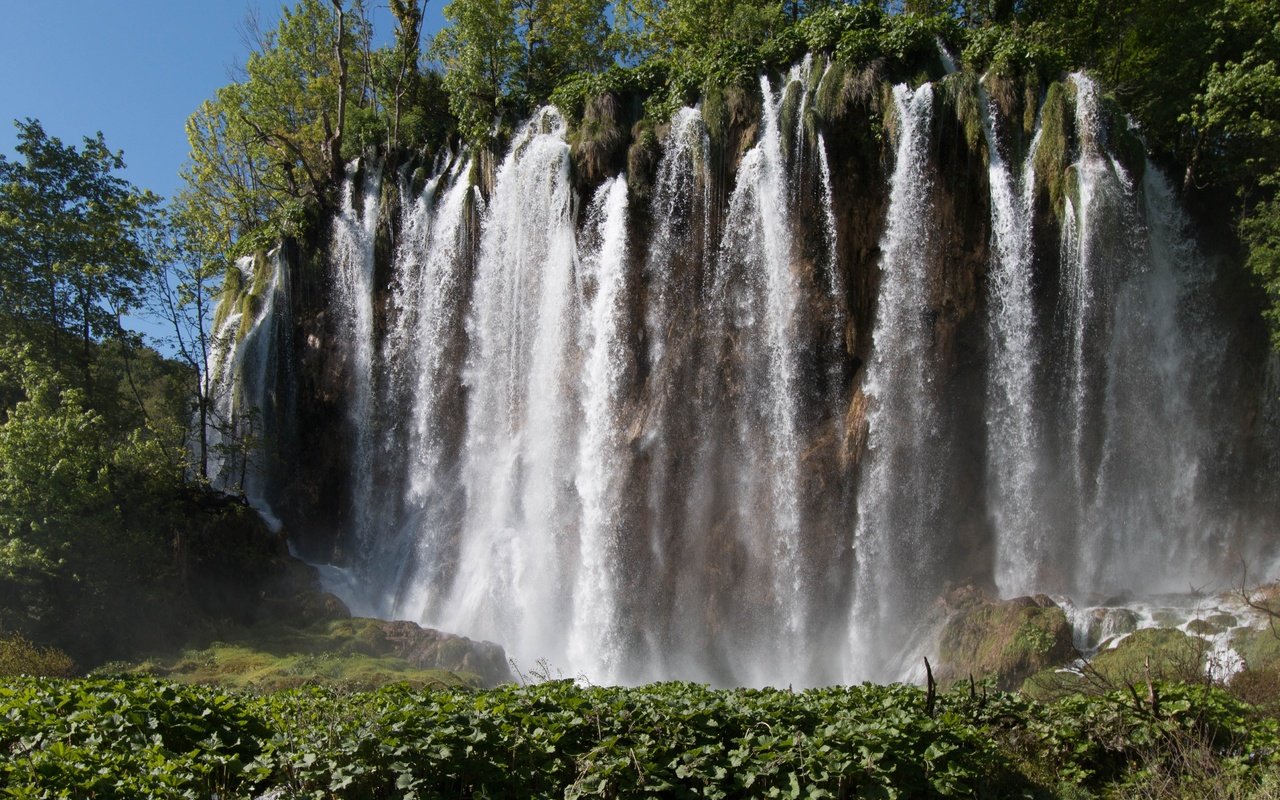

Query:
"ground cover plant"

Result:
[[2, 676, 1279, 798]]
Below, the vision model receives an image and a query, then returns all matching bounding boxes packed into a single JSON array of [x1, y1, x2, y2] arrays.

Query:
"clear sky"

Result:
[[0, 1, 445, 203]]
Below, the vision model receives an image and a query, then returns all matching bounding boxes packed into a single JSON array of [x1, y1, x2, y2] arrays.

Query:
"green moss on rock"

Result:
[[1032, 80, 1074, 222], [1231, 627, 1280, 674], [937, 590, 1076, 690], [1089, 628, 1207, 684]]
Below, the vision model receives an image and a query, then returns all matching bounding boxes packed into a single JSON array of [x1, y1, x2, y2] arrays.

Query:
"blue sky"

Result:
[[1, 2, 445, 346], [0, 1, 445, 203]]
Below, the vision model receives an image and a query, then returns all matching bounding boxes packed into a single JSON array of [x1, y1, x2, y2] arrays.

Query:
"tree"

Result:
[[149, 201, 225, 480], [0, 353, 178, 652], [387, 0, 428, 148], [432, 0, 617, 144], [0, 119, 162, 401], [433, 0, 524, 144], [182, 0, 372, 252]]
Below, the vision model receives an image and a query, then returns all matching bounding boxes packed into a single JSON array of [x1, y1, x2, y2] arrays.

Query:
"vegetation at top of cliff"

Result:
[[174, 0, 1280, 345], [4, 675, 1280, 798]]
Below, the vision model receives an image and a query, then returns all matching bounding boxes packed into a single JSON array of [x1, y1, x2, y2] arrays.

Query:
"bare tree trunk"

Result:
[[329, 0, 348, 186]]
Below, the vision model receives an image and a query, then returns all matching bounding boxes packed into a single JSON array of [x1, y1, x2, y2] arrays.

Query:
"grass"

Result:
[[97, 618, 482, 691]]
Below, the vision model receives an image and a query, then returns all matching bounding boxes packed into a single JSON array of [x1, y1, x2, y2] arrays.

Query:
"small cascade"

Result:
[[980, 79, 1051, 596], [567, 176, 631, 683], [850, 83, 942, 679], [331, 163, 383, 559], [205, 250, 289, 529]]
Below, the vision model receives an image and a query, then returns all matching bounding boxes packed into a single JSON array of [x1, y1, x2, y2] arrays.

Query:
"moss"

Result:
[[1032, 80, 1074, 223], [938, 595, 1076, 690], [1231, 627, 1280, 673], [569, 93, 626, 186], [1186, 617, 1228, 636], [813, 60, 847, 124], [626, 119, 662, 203], [941, 71, 985, 160], [111, 620, 482, 691], [212, 261, 246, 334], [1089, 628, 1207, 684], [779, 79, 805, 157]]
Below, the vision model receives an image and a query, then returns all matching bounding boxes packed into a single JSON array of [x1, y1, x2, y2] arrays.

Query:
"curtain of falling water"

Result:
[[849, 83, 943, 681]]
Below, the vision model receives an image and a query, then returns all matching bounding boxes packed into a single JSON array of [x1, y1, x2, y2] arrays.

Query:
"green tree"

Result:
[[182, 0, 372, 252], [432, 0, 524, 144], [623, 0, 787, 58], [432, 0, 618, 144], [0, 119, 162, 400], [149, 201, 225, 480]]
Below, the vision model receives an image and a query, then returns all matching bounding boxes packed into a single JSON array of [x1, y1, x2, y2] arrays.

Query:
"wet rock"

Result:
[[937, 587, 1077, 690]]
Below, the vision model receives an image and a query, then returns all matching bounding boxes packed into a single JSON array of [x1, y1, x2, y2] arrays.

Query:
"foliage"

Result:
[[2, 677, 1279, 798], [180, 0, 372, 255], [433, 0, 615, 144], [0, 347, 200, 665], [0, 119, 163, 397], [0, 633, 74, 678], [1242, 198, 1280, 349]]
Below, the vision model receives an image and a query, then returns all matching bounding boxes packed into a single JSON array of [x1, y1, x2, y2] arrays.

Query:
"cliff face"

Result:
[[218, 57, 1280, 687]]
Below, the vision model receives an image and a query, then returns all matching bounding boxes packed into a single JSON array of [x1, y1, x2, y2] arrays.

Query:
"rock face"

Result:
[[936, 587, 1077, 690], [213, 55, 1280, 687]]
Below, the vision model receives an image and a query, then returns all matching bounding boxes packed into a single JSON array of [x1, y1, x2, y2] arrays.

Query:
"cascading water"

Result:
[[849, 83, 945, 679], [567, 176, 631, 682], [221, 61, 1278, 688], [979, 79, 1052, 597], [331, 163, 383, 561], [390, 157, 474, 620], [439, 108, 583, 666], [205, 250, 289, 529], [717, 63, 809, 675]]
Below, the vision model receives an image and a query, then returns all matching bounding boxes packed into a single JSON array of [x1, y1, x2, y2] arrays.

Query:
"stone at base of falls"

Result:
[[317, 618, 514, 687], [936, 586, 1077, 691]]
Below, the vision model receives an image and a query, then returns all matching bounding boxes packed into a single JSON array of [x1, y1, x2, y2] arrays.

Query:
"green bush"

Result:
[[0, 633, 74, 677], [4, 676, 1280, 798]]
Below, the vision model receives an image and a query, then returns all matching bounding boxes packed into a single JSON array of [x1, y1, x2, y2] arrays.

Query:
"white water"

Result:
[[980, 78, 1050, 596], [718, 63, 809, 673], [205, 251, 288, 530], [850, 83, 942, 680], [567, 176, 631, 682], [440, 109, 582, 665], [331, 163, 383, 559], [219, 66, 1275, 688]]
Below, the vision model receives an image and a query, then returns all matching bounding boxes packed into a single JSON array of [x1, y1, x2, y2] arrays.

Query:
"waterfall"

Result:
[[567, 176, 631, 682], [205, 250, 290, 529], [850, 83, 942, 679], [980, 79, 1051, 596], [439, 108, 582, 666], [331, 163, 383, 560], [214, 62, 1277, 688], [717, 63, 809, 675], [375, 155, 474, 619]]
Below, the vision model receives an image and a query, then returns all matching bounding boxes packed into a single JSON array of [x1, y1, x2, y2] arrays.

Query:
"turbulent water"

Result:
[[216, 67, 1278, 686]]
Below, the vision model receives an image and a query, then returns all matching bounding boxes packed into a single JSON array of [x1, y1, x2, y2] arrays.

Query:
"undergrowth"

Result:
[[2, 677, 1279, 798]]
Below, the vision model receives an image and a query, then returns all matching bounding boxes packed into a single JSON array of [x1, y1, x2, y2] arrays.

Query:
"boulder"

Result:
[[936, 586, 1077, 690]]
